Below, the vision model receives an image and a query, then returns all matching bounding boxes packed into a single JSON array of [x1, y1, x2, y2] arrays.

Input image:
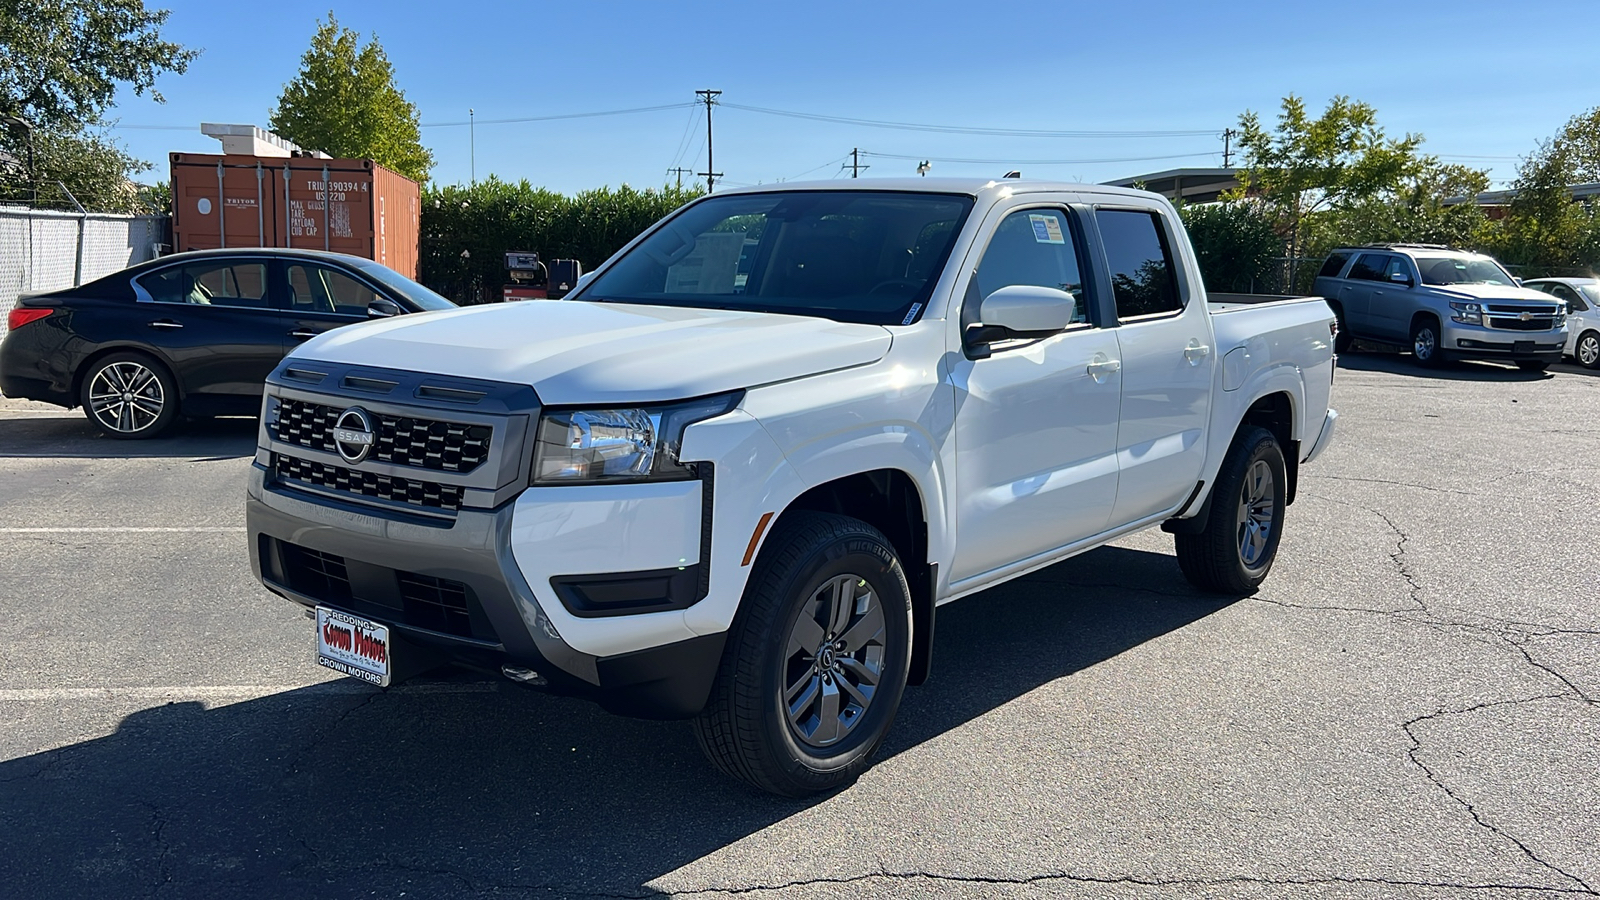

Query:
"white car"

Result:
[[1523, 277, 1600, 368], [247, 179, 1338, 795]]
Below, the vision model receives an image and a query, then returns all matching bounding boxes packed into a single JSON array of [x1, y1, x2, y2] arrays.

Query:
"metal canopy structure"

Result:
[[1103, 167, 1241, 204]]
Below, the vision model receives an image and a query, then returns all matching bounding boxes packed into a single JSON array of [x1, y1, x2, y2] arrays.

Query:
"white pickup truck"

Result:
[[247, 179, 1338, 795]]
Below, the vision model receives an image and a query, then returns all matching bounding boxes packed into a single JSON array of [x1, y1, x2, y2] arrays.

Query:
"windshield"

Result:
[[354, 262, 458, 312], [1581, 284, 1600, 304], [573, 190, 976, 325], [1414, 255, 1518, 287]]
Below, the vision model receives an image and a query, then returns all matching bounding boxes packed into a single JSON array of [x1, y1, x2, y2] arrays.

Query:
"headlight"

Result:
[[532, 392, 742, 484], [1449, 301, 1481, 325]]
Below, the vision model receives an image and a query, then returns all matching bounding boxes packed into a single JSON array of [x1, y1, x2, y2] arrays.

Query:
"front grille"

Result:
[[281, 544, 353, 603], [1485, 305, 1558, 331], [274, 398, 493, 474], [1486, 317, 1554, 331], [398, 572, 473, 637], [273, 453, 464, 512]]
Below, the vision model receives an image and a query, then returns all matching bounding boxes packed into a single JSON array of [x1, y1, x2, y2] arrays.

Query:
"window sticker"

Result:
[[1029, 213, 1065, 244], [901, 302, 923, 325]]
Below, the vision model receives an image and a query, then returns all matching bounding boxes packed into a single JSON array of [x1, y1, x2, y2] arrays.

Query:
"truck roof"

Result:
[[716, 177, 1162, 202]]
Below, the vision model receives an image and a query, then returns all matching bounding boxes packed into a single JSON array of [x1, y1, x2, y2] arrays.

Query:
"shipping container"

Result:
[[170, 154, 420, 278]]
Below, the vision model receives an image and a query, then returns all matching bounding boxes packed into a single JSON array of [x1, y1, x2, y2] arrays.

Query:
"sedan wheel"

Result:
[[81, 354, 178, 438], [1578, 332, 1600, 370]]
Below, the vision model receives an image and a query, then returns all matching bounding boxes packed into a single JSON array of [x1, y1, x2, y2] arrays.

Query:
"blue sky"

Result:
[[106, 0, 1595, 193]]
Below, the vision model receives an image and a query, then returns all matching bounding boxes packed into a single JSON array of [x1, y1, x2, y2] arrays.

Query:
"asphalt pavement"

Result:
[[1, 353, 1596, 899]]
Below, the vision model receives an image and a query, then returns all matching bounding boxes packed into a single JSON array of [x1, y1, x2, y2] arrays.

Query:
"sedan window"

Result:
[[287, 264, 379, 317], [138, 261, 271, 309]]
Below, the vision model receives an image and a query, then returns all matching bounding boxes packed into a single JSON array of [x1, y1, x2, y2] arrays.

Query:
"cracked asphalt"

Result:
[[1, 352, 1596, 899]]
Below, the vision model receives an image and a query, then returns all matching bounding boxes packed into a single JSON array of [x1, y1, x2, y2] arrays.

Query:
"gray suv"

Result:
[[1313, 245, 1568, 371]]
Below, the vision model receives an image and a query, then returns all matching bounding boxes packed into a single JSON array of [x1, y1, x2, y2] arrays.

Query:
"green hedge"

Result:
[[420, 179, 703, 304]]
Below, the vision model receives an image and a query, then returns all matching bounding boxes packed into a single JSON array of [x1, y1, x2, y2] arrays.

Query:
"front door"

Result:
[[947, 203, 1123, 584], [1368, 255, 1418, 341], [281, 260, 384, 346], [1092, 206, 1213, 525]]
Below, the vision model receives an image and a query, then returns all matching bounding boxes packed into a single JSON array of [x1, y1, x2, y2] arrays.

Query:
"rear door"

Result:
[[1092, 204, 1214, 525], [131, 257, 288, 413], [280, 260, 385, 347]]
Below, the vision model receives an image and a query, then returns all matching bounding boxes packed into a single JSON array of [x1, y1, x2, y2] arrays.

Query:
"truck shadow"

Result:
[[0, 413, 258, 460], [0, 546, 1233, 898]]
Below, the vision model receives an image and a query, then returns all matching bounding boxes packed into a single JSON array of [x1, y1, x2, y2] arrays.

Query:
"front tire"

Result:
[[1575, 331, 1600, 369], [693, 512, 913, 797], [1411, 319, 1444, 368], [79, 352, 179, 439], [1175, 426, 1287, 595]]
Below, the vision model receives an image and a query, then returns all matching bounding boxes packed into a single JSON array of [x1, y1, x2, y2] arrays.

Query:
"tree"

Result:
[[1232, 95, 1426, 262], [0, 0, 196, 129], [1310, 160, 1491, 255], [1487, 107, 1600, 271], [1179, 202, 1285, 292], [0, 122, 151, 213], [269, 15, 433, 182]]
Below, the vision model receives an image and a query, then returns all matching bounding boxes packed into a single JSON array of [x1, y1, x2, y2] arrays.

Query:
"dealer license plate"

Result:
[[1514, 340, 1535, 354], [315, 607, 391, 687]]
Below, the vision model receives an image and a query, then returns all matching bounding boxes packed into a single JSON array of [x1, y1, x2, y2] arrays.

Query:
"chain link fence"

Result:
[[0, 207, 167, 340]]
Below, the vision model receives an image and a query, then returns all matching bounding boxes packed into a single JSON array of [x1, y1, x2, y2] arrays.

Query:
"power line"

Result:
[[667, 105, 702, 170], [858, 150, 1219, 165], [785, 154, 851, 181], [422, 102, 696, 127], [722, 103, 1217, 139]]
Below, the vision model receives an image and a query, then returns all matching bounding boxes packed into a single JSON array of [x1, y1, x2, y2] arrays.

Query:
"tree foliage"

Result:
[[269, 14, 433, 182], [0, 0, 196, 129], [0, 122, 153, 213], [1179, 202, 1284, 293], [1485, 106, 1600, 271], [420, 179, 702, 303]]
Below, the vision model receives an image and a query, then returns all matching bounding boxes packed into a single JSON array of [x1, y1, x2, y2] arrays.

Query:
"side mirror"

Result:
[[570, 271, 596, 295], [367, 298, 404, 319], [964, 284, 1077, 358], [1389, 271, 1412, 286]]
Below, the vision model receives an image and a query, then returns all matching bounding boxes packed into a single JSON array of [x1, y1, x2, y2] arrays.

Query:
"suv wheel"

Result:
[[79, 352, 179, 439], [1411, 319, 1444, 368], [693, 511, 913, 797], [1175, 426, 1287, 595]]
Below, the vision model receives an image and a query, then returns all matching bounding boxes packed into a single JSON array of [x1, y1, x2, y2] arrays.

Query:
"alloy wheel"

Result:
[[1579, 334, 1600, 368], [1236, 459, 1275, 570], [781, 573, 887, 748], [1413, 328, 1436, 361], [88, 362, 165, 434]]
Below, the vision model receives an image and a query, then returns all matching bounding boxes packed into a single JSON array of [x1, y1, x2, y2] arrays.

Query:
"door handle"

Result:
[[1086, 355, 1121, 380], [1184, 340, 1211, 364], [147, 319, 183, 329], [289, 330, 318, 340]]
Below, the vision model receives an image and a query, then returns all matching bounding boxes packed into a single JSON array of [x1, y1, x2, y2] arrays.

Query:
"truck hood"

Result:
[[291, 300, 894, 405], [1432, 284, 1562, 305]]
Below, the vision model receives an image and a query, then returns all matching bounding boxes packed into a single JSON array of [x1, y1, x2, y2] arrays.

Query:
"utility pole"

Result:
[[696, 89, 722, 193], [666, 167, 692, 189], [844, 147, 869, 179], [469, 108, 476, 185], [1222, 127, 1235, 168]]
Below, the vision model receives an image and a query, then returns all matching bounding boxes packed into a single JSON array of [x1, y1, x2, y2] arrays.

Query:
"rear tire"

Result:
[[1175, 426, 1287, 595], [78, 352, 179, 439], [693, 511, 913, 797], [1516, 360, 1550, 373], [1410, 319, 1444, 368]]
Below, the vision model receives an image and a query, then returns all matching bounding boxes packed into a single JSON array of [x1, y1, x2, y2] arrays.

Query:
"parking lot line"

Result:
[[0, 682, 498, 702]]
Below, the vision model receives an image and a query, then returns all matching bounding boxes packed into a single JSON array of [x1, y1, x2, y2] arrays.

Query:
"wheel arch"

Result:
[[72, 343, 182, 407], [1168, 388, 1300, 535], [767, 468, 937, 687]]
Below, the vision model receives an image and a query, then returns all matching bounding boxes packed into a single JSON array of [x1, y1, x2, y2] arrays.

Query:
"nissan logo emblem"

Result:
[[332, 407, 376, 464]]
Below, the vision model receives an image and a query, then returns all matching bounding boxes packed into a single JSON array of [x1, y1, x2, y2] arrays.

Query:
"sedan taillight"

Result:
[[7, 307, 52, 331]]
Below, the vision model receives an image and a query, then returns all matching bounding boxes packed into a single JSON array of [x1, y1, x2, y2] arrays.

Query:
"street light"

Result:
[[1, 114, 35, 205], [916, 160, 931, 177]]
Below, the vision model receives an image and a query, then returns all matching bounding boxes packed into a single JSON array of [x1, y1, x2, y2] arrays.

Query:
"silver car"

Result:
[[1313, 245, 1568, 371], [1522, 277, 1600, 369]]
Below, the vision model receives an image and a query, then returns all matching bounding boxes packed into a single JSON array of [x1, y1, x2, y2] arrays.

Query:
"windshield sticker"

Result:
[[901, 303, 923, 325], [1030, 214, 1065, 244]]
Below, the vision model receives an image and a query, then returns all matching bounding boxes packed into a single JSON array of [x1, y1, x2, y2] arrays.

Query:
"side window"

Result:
[[1318, 252, 1350, 278], [286, 264, 379, 317], [1348, 254, 1388, 281], [138, 260, 269, 308], [1550, 284, 1586, 310], [1381, 256, 1412, 284], [1096, 208, 1181, 319], [970, 208, 1088, 326]]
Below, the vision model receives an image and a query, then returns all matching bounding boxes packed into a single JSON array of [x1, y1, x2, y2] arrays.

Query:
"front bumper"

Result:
[[1441, 322, 1566, 362], [247, 466, 725, 719]]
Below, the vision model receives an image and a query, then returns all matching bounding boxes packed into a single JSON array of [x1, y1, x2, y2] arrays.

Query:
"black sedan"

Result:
[[0, 248, 456, 438]]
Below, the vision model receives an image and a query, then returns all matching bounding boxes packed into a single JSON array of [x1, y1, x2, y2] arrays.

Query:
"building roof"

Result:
[[1444, 181, 1600, 207], [1102, 167, 1241, 204]]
